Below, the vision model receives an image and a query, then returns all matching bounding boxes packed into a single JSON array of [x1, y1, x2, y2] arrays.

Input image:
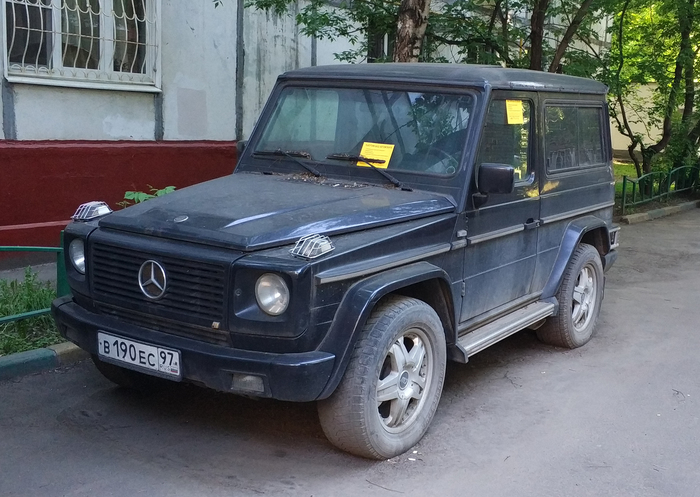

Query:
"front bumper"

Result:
[[51, 296, 335, 402]]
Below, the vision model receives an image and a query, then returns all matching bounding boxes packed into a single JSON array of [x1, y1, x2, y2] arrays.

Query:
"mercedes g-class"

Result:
[[53, 64, 619, 460]]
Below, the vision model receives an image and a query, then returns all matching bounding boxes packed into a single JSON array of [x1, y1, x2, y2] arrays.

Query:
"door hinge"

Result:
[[524, 219, 541, 230], [461, 282, 466, 297]]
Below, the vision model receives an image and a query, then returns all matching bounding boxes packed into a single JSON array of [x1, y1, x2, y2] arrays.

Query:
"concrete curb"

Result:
[[621, 200, 700, 225], [0, 342, 88, 381]]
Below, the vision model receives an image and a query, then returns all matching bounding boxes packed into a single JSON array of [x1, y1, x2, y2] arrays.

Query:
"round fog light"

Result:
[[255, 273, 289, 316], [69, 239, 86, 274]]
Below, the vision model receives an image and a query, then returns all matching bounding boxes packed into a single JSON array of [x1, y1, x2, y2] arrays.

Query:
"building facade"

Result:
[[0, 0, 350, 250]]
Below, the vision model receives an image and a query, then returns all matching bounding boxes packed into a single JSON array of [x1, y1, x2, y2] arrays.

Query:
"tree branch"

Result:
[[613, 0, 643, 176], [430, 33, 514, 66], [548, 0, 595, 72]]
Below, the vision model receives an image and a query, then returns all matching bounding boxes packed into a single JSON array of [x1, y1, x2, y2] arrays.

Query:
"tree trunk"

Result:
[[649, 0, 695, 156], [611, 0, 643, 176], [393, 0, 432, 62], [501, 0, 509, 60], [529, 0, 550, 71], [548, 0, 594, 72], [681, 0, 696, 123]]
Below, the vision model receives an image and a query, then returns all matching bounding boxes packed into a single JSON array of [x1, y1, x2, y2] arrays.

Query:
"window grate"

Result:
[[3, 0, 160, 89]]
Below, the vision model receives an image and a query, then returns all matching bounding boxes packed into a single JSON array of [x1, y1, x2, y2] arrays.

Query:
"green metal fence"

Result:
[[0, 232, 69, 325], [621, 166, 700, 215]]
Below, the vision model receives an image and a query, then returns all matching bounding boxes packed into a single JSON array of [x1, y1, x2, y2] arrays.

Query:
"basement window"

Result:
[[3, 0, 160, 91]]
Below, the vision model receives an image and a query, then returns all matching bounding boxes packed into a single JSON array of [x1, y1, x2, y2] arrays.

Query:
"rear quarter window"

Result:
[[545, 105, 605, 173]]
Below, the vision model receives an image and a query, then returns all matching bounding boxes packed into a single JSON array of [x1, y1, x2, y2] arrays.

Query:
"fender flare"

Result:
[[316, 261, 453, 399], [541, 216, 610, 302]]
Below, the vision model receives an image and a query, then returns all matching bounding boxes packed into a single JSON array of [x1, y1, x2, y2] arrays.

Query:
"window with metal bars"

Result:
[[3, 0, 159, 90]]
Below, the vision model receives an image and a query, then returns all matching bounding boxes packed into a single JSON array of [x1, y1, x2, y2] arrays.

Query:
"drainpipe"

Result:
[[235, 0, 245, 141]]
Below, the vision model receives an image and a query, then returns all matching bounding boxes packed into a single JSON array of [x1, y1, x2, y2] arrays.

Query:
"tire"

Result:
[[318, 295, 447, 460], [537, 243, 604, 349], [91, 355, 165, 392]]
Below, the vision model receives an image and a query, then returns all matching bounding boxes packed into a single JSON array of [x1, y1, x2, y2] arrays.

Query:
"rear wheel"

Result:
[[537, 243, 604, 348], [318, 296, 447, 459]]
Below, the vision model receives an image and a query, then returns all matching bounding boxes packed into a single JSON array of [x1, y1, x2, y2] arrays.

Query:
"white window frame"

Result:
[[2, 0, 161, 92]]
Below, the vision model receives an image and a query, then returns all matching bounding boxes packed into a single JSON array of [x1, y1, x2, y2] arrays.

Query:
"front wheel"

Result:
[[318, 296, 447, 459], [537, 243, 604, 348]]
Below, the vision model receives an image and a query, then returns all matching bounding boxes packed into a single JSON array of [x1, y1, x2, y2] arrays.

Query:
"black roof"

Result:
[[280, 63, 607, 94]]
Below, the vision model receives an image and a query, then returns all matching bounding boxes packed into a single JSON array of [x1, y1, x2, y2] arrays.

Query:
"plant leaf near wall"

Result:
[[117, 185, 176, 209]]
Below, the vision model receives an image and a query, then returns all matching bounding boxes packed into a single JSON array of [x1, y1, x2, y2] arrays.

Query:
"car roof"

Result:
[[279, 63, 607, 95]]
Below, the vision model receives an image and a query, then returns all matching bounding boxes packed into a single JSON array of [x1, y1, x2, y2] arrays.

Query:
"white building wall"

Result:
[[14, 85, 155, 140], [611, 84, 661, 155], [240, 6, 355, 138], [0, 26, 4, 140], [161, 0, 238, 141], [1, 0, 353, 142], [241, 7, 310, 138]]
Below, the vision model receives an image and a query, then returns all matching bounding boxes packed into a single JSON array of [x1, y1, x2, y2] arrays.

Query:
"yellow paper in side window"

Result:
[[505, 100, 524, 125], [358, 142, 395, 169]]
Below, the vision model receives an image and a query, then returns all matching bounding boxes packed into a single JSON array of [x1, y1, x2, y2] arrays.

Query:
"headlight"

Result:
[[69, 239, 86, 274], [255, 273, 289, 316]]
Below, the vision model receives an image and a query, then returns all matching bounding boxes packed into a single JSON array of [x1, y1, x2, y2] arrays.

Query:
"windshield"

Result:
[[254, 87, 474, 176]]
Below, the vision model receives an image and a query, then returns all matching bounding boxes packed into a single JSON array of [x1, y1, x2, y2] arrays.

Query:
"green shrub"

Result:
[[0, 268, 61, 356], [117, 185, 176, 208]]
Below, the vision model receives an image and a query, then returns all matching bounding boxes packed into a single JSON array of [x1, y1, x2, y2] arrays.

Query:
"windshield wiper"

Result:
[[325, 153, 411, 191], [253, 149, 322, 177]]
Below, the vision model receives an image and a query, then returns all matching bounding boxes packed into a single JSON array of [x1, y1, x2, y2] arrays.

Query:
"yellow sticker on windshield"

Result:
[[358, 142, 395, 169], [506, 100, 524, 125]]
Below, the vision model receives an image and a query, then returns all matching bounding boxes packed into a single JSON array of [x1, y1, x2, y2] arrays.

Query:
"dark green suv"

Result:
[[53, 63, 619, 460]]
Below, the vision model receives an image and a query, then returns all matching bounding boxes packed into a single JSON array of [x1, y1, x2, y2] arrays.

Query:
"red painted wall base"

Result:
[[1, 140, 237, 251]]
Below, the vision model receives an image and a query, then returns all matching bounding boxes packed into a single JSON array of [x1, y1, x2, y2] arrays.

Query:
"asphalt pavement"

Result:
[[2, 209, 700, 496]]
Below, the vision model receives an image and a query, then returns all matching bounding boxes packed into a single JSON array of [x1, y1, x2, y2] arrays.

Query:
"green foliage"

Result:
[[651, 119, 696, 172], [235, 0, 700, 178], [604, 0, 700, 177], [0, 268, 61, 356], [243, 0, 614, 71], [117, 185, 176, 209]]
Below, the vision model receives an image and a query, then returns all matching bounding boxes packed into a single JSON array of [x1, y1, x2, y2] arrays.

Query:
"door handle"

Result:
[[524, 218, 541, 230]]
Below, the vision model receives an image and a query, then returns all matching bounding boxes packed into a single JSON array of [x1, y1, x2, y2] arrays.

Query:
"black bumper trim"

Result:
[[51, 296, 335, 402], [603, 249, 618, 272]]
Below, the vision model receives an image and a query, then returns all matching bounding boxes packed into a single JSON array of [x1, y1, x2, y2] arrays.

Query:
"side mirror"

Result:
[[477, 163, 515, 195], [236, 139, 248, 157]]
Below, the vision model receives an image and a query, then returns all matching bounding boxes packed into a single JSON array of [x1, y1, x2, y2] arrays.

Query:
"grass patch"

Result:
[[0, 268, 62, 357], [614, 161, 638, 198]]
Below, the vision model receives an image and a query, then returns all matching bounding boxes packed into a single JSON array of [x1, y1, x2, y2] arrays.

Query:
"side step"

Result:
[[456, 301, 555, 359]]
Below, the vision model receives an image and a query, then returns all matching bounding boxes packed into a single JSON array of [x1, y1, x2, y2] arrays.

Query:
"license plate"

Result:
[[97, 332, 181, 379]]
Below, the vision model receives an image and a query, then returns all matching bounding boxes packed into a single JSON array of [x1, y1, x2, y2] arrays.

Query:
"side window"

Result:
[[578, 107, 604, 166], [477, 99, 531, 182], [545, 105, 604, 172]]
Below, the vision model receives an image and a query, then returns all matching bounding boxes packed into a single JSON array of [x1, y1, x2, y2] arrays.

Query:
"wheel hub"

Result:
[[376, 330, 432, 430], [399, 371, 410, 389], [572, 263, 597, 332]]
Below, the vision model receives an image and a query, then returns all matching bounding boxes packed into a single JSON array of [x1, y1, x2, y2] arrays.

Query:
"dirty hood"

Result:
[[98, 173, 456, 251]]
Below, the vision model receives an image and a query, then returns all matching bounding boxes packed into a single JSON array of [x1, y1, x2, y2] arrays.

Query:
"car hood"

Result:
[[98, 173, 456, 251]]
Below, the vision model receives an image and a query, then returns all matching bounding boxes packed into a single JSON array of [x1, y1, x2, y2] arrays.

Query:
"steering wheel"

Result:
[[425, 146, 459, 174]]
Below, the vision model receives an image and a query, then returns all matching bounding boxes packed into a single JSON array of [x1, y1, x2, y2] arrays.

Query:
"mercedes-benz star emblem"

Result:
[[138, 260, 167, 299]]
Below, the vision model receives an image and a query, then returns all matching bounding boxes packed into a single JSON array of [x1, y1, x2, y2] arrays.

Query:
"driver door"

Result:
[[459, 93, 540, 323]]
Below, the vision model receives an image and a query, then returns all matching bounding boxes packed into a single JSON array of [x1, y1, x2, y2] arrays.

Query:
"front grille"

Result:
[[91, 242, 227, 324], [96, 303, 230, 346]]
